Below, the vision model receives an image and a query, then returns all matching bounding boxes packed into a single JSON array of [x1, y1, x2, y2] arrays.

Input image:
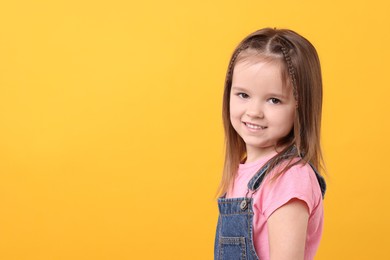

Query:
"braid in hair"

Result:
[[280, 44, 298, 101], [226, 45, 249, 82]]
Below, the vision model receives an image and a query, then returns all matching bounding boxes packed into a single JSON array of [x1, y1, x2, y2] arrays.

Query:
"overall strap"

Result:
[[308, 162, 327, 199], [247, 147, 297, 192], [247, 162, 270, 192], [246, 149, 327, 199]]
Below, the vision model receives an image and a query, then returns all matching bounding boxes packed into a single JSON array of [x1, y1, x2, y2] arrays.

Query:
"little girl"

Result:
[[214, 28, 327, 260]]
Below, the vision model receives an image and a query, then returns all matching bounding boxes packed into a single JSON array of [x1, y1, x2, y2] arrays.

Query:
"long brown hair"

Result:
[[217, 28, 324, 196]]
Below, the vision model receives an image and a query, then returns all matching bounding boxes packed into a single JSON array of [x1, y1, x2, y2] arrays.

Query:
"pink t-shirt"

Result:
[[226, 154, 324, 260]]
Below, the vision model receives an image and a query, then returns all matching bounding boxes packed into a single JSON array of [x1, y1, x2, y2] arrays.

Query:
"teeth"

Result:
[[246, 123, 264, 129]]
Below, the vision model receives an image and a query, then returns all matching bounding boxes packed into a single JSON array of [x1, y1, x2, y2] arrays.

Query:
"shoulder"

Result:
[[257, 162, 322, 219], [276, 162, 320, 189]]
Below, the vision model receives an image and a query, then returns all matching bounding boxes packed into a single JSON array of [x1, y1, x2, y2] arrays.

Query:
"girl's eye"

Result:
[[268, 98, 281, 104], [237, 93, 249, 99]]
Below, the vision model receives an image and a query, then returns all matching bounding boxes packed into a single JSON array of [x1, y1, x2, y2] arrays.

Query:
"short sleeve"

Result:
[[259, 163, 322, 219]]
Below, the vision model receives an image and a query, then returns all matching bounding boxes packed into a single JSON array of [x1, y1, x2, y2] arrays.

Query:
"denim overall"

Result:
[[214, 157, 326, 260]]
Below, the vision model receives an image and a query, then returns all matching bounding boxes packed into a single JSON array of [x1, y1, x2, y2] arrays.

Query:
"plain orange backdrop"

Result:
[[0, 0, 389, 259]]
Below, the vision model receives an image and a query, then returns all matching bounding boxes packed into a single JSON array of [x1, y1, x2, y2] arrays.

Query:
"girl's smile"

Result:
[[243, 121, 267, 131], [230, 58, 296, 162]]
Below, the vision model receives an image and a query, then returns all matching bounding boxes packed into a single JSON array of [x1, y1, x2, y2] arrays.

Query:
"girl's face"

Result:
[[230, 58, 296, 162]]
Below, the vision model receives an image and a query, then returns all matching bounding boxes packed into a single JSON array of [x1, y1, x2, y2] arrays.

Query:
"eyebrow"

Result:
[[232, 86, 285, 96], [267, 91, 286, 96], [231, 86, 248, 92], [267, 93, 286, 99]]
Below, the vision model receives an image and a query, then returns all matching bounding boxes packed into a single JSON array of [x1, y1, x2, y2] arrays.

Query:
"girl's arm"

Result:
[[267, 198, 309, 260]]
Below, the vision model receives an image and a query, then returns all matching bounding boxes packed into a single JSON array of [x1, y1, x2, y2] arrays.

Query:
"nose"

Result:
[[246, 100, 264, 118]]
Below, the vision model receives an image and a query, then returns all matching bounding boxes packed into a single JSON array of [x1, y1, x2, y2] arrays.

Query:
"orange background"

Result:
[[0, 0, 389, 259]]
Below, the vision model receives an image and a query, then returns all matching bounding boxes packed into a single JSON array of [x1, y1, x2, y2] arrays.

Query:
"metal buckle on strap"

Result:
[[240, 189, 253, 211], [240, 199, 248, 210]]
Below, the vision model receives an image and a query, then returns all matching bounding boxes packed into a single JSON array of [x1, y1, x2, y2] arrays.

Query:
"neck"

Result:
[[245, 146, 278, 164]]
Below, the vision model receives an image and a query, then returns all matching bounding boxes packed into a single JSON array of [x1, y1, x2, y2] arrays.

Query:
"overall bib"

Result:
[[214, 158, 326, 260]]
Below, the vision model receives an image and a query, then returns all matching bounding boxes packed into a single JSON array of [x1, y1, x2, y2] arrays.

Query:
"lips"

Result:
[[243, 122, 266, 130]]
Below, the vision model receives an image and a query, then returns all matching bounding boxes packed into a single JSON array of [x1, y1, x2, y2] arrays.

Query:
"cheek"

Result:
[[229, 103, 243, 129], [229, 99, 240, 118], [230, 110, 240, 125], [286, 110, 296, 129], [276, 109, 295, 129]]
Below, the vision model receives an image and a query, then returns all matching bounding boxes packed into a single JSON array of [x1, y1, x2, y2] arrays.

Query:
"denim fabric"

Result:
[[214, 197, 259, 260], [214, 157, 327, 260]]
